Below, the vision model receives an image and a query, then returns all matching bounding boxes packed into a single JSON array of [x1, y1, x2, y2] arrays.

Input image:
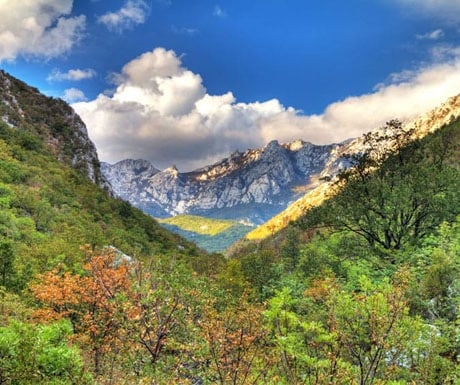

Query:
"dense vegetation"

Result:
[[0, 74, 458, 385]]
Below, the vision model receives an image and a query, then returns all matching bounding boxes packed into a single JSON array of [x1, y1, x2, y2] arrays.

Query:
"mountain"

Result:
[[2, 73, 458, 385], [102, 139, 348, 224], [245, 93, 460, 240], [102, 93, 460, 251]]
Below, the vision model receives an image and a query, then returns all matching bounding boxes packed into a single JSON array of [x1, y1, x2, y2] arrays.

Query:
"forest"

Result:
[[0, 93, 459, 384]]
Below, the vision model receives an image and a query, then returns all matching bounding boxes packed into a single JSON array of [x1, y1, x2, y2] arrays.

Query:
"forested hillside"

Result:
[[0, 71, 459, 384], [221, 118, 460, 384]]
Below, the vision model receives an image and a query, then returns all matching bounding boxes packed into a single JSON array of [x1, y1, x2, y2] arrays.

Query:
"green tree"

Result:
[[265, 271, 448, 384], [281, 227, 300, 273], [265, 283, 354, 385], [240, 249, 279, 300], [0, 319, 90, 384], [301, 120, 460, 252]]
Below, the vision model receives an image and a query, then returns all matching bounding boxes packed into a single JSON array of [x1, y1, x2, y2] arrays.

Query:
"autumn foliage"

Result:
[[30, 248, 133, 374]]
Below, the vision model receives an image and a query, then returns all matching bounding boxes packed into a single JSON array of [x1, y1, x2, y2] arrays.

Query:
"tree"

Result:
[[201, 293, 272, 384], [129, 259, 202, 368], [265, 282, 354, 385], [30, 249, 133, 376], [265, 270, 444, 384], [0, 319, 91, 384], [301, 120, 460, 252], [239, 249, 279, 300], [280, 227, 300, 273], [0, 240, 15, 289], [30, 250, 212, 383]]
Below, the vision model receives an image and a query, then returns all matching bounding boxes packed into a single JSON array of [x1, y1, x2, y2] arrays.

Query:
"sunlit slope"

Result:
[[246, 182, 331, 240], [158, 215, 253, 252]]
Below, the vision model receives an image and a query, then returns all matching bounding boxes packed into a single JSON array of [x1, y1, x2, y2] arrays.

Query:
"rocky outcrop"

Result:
[[0, 70, 110, 191]]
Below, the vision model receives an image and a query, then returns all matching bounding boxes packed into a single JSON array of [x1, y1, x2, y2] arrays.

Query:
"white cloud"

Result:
[[48, 68, 96, 81], [63, 88, 87, 102], [73, 47, 460, 171], [98, 0, 149, 32], [416, 29, 444, 40], [0, 0, 85, 62]]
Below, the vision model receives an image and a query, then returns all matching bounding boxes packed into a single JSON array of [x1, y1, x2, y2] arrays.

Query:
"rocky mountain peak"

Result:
[[285, 139, 307, 151], [410, 93, 460, 136], [102, 137, 338, 222], [247, 93, 460, 240], [164, 165, 179, 177], [265, 139, 280, 149]]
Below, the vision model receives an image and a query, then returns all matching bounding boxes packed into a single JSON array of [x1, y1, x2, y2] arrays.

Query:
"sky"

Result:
[[1, 1, 460, 171]]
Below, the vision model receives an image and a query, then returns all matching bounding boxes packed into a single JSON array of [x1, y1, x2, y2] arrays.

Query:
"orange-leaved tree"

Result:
[[201, 292, 273, 384], [30, 247, 134, 375]]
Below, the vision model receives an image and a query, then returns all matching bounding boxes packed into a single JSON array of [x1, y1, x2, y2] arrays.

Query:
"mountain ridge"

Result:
[[102, 139, 344, 223], [0, 71, 202, 281], [246, 93, 460, 240]]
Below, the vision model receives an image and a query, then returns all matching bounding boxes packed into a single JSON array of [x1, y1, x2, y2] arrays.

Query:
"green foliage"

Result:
[[265, 284, 355, 384], [0, 240, 15, 289], [408, 218, 460, 322], [301, 119, 460, 252], [0, 320, 90, 384], [242, 249, 280, 299], [265, 272, 456, 385], [1, 71, 459, 384], [0, 131, 200, 290], [280, 227, 300, 272]]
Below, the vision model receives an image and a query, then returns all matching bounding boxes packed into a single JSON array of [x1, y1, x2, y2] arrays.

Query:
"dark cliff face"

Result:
[[0, 70, 110, 191], [102, 139, 342, 223]]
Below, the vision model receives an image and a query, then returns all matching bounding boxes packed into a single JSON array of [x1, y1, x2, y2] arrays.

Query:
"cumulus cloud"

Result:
[[47, 68, 96, 81], [98, 0, 149, 32], [416, 29, 444, 40], [73, 47, 460, 171], [0, 0, 85, 62], [63, 88, 87, 102]]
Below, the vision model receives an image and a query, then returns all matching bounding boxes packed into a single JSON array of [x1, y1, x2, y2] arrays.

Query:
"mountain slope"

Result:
[[0, 70, 110, 190], [245, 93, 460, 241], [0, 71, 201, 290], [157, 215, 254, 253]]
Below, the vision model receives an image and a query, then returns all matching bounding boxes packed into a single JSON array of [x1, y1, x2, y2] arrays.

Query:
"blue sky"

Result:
[[1, 1, 460, 170]]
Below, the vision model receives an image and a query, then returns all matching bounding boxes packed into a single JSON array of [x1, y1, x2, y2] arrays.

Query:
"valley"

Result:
[[0, 70, 458, 385]]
